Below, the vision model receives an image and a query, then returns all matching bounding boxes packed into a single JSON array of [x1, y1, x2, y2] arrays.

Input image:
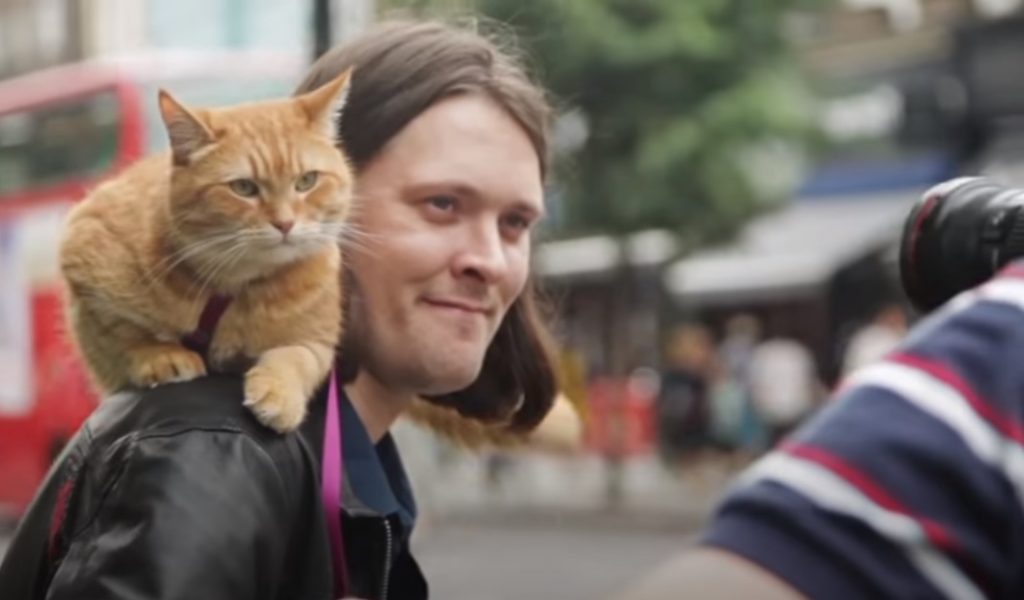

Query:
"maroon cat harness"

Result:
[[180, 294, 233, 356]]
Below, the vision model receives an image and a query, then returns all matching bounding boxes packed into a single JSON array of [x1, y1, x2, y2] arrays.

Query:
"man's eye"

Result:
[[229, 178, 260, 197], [427, 196, 457, 212], [503, 214, 531, 231]]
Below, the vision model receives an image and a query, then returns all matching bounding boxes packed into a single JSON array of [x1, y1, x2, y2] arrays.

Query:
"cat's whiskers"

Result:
[[335, 225, 384, 259], [159, 229, 259, 299], [187, 238, 254, 304], [342, 193, 371, 216], [156, 229, 267, 280], [304, 227, 379, 259], [141, 233, 242, 291]]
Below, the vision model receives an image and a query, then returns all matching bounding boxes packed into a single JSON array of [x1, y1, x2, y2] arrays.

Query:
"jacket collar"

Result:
[[301, 379, 417, 529]]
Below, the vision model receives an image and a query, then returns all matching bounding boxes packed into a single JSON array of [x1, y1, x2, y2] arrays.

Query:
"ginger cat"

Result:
[[59, 71, 354, 432]]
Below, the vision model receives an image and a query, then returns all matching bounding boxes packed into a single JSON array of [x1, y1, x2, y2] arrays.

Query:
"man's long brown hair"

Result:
[[296, 20, 559, 432]]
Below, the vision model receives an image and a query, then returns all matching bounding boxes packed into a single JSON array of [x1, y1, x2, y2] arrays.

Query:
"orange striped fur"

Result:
[[59, 71, 354, 432]]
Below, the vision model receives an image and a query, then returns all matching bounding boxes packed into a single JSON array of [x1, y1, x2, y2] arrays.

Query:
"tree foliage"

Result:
[[473, 0, 827, 240]]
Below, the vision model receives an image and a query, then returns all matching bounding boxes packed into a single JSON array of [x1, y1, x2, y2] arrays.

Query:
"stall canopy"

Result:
[[664, 188, 924, 305]]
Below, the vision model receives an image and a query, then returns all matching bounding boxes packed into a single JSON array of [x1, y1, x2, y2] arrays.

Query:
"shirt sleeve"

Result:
[[704, 270, 1024, 600], [45, 430, 297, 600]]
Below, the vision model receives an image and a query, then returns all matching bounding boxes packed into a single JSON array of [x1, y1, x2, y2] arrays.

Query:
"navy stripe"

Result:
[[792, 387, 1015, 596], [705, 481, 945, 600], [900, 298, 1024, 439]]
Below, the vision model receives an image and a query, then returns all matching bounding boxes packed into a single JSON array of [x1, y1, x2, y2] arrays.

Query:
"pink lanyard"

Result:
[[183, 297, 348, 596], [321, 368, 349, 598]]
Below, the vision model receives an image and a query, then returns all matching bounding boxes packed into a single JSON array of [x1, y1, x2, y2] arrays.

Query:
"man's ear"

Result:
[[296, 67, 353, 142], [158, 90, 215, 165]]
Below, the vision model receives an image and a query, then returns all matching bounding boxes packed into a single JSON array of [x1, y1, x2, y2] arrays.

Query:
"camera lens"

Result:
[[899, 177, 1024, 312]]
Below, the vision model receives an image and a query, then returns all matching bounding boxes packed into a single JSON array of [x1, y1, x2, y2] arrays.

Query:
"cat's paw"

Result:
[[243, 366, 307, 433], [128, 345, 207, 388]]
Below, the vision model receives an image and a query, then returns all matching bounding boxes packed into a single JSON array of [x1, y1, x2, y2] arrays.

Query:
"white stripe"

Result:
[[976, 277, 1024, 313], [741, 453, 984, 600], [848, 361, 1024, 516], [904, 277, 1024, 344]]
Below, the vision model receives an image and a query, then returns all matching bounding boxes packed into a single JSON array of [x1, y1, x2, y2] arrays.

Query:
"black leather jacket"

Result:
[[0, 375, 428, 600]]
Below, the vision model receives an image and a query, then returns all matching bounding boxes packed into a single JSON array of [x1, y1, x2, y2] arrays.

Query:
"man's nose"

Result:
[[453, 223, 507, 283]]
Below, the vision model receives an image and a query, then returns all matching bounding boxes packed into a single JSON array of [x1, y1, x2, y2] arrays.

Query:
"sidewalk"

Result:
[[393, 420, 737, 533]]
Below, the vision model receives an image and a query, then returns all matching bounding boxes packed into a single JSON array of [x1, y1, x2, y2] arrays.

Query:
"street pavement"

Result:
[[0, 516, 696, 600], [414, 518, 697, 600]]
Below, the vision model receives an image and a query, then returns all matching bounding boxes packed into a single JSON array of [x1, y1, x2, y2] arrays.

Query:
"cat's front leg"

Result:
[[126, 343, 207, 387], [243, 342, 333, 432]]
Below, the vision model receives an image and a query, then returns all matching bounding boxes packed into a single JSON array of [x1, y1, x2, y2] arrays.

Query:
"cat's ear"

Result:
[[297, 67, 353, 142], [158, 90, 215, 165]]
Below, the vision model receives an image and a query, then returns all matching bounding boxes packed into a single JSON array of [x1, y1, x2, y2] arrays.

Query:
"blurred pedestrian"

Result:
[[710, 314, 767, 454], [655, 323, 716, 464], [841, 302, 907, 377], [0, 19, 560, 600], [748, 337, 819, 446], [718, 314, 760, 387]]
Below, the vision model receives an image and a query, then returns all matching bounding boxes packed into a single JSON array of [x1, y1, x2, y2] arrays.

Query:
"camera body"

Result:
[[899, 177, 1024, 312]]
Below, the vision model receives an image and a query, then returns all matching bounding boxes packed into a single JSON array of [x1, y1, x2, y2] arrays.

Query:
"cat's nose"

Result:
[[271, 221, 295, 236]]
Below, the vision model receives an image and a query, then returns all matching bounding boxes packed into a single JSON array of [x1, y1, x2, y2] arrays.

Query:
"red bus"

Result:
[[0, 51, 303, 519]]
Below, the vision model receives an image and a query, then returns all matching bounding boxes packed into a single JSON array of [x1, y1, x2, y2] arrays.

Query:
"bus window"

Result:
[[0, 91, 120, 196]]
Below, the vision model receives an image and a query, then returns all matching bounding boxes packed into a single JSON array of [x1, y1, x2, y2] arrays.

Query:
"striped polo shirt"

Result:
[[704, 262, 1024, 599]]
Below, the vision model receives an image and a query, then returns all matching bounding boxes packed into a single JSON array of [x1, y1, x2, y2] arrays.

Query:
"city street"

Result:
[[0, 515, 696, 599], [415, 516, 696, 600]]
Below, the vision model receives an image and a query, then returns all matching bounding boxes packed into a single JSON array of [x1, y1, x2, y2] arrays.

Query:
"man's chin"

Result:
[[417, 365, 482, 398]]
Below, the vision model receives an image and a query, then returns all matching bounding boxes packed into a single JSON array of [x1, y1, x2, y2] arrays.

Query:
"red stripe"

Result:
[[905, 193, 941, 286], [889, 352, 1024, 445], [782, 441, 956, 552], [997, 263, 1024, 280]]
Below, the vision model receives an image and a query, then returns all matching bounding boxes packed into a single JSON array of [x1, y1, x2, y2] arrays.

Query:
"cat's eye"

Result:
[[229, 179, 260, 198], [295, 171, 319, 192]]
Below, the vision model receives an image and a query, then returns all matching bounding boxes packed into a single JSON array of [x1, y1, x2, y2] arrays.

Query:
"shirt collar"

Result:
[[338, 390, 417, 529]]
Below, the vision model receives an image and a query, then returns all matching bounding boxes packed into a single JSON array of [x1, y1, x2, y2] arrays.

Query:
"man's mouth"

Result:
[[421, 297, 492, 316]]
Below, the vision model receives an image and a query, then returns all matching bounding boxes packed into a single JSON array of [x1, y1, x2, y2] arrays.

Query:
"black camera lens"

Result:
[[900, 177, 1024, 312]]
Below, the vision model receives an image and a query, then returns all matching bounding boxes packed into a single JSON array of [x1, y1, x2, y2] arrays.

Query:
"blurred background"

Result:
[[3, 0, 1024, 597]]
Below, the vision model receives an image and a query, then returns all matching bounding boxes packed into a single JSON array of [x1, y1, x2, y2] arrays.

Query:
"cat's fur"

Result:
[[59, 71, 354, 432]]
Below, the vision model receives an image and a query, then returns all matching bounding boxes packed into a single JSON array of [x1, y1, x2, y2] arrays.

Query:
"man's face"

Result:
[[347, 93, 544, 396]]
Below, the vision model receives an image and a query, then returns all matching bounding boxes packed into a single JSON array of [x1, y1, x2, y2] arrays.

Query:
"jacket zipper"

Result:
[[380, 517, 394, 600]]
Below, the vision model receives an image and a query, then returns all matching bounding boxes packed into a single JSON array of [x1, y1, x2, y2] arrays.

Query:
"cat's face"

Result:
[[158, 71, 353, 275]]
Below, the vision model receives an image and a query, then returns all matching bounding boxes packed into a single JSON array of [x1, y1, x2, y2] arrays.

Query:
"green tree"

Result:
[[378, 0, 476, 18], [476, 0, 826, 241]]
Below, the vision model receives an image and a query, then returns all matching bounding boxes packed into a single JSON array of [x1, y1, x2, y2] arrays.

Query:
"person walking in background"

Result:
[[748, 336, 820, 446], [710, 314, 767, 455], [655, 324, 716, 464], [842, 302, 908, 376]]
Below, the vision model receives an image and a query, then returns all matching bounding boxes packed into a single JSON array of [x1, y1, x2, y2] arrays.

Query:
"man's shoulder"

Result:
[[83, 375, 309, 464], [72, 376, 319, 526]]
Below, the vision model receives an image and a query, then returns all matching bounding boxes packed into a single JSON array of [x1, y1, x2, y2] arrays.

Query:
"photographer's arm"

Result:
[[615, 548, 805, 600], [620, 271, 1024, 599]]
